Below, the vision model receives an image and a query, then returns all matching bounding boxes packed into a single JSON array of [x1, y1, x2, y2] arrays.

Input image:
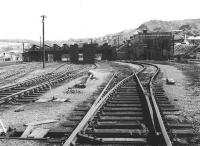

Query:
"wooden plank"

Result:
[[100, 138, 147, 143], [35, 98, 52, 102], [28, 128, 49, 138], [53, 98, 70, 102], [25, 119, 58, 126], [21, 125, 35, 138]]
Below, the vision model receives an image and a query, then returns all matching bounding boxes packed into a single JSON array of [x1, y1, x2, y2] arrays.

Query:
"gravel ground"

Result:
[[0, 61, 142, 146], [0, 62, 113, 146], [156, 62, 200, 143]]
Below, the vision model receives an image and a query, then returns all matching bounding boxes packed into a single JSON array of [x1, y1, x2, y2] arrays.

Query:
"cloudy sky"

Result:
[[0, 0, 199, 41]]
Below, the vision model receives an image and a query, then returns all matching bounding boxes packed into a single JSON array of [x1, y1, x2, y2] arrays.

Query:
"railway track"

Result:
[[1, 61, 196, 145], [152, 72, 197, 145], [133, 61, 197, 145], [45, 63, 144, 145], [63, 62, 171, 146], [0, 63, 93, 106], [0, 62, 141, 144]]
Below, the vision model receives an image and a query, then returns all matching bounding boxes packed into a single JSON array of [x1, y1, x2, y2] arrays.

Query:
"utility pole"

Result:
[[22, 43, 24, 53], [117, 35, 120, 50], [40, 36, 42, 61], [172, 33, 174, 59], [41, 15, 47, 68]]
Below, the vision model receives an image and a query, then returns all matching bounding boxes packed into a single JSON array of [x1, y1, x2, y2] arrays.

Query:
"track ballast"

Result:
[[64, 62, 168, 146]]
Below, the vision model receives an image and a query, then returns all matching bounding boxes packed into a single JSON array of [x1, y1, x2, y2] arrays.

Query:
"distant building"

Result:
[[117, 30, 173, 60], [0, 52, 22, 62], [22, 43, 116, 63]]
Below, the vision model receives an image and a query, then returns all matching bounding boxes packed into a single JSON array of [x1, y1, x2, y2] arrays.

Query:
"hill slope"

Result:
[[137, 19, 200, 35], [1, 18, 200, 51]]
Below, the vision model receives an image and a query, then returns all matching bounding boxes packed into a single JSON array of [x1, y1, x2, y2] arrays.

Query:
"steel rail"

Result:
[[0, 63, 68, 92], [134, 72, 156, 133], [130, 61, 172, 146], [148, 63, 172, 146], [0, 66, 90, 104], [63, 64, 145, 146], [93, 73, 117, 106], [63, 73, 117, 145]]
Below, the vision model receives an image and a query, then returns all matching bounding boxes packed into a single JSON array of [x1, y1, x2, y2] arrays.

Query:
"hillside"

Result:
[[137, 19, 200, 36], [1, 18, 200, 51]]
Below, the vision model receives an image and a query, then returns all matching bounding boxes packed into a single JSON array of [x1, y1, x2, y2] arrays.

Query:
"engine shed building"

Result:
[[22, 43, 116, 63], [117, 31, 173, 60]]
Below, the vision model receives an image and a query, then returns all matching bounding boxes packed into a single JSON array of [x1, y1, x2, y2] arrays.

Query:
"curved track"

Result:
[[132, 61, 197, 145], [133, 62, 172, 146], [63, 62, 171, 146], [151, 67, 197, 145], [2, 61, 192, 145]]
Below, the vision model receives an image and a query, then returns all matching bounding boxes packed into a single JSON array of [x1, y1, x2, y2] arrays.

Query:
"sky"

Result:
[[0, 0, 200, 41]]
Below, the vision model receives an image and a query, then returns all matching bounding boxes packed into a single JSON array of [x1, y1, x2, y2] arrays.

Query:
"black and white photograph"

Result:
[[0, 0, 200, 145]]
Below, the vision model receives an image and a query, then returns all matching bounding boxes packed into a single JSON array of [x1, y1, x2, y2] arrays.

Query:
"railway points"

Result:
[[0, 61, 199, 146]]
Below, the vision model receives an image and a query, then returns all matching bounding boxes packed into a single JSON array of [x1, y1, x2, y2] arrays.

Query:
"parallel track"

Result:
[[0, 64, 93, 106], [0, 63, 140, 144], [63, 62, 171, 146], [2, 61, 194, 145]]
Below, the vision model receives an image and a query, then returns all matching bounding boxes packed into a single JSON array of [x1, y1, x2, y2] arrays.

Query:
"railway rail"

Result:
[[1, 61, 196, 145], [63, 62, 171, 146], [131, 61, 197, 145], [0, 62, 142, 144], [56, 63, 144, 145], [151, 70, 197, 145], [0, 63, 94, 106]]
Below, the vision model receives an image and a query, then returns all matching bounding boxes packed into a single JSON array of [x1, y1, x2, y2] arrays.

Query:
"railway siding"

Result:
[[0, 61, 186, 146], [0, 62, 117, 145], [0, 64, 92, 105]]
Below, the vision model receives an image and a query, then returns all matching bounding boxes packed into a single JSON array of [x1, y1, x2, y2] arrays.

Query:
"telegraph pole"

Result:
[[117, 35, 120, 50], [22, 43, 24, 53], [40, 36, 42, 61], [41, 15, 46, 68]]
